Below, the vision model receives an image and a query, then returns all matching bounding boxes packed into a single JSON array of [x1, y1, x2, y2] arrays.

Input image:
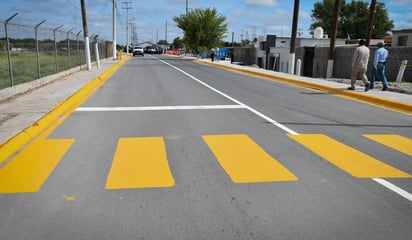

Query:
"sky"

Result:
[[1, 0, 411, 46]]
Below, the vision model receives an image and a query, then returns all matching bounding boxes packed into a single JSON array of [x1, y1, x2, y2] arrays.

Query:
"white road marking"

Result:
[[373, 178, 412, 202], [156, 57, 299, 135], [155, 56, 412, 203], [76, 105, 246, 112]]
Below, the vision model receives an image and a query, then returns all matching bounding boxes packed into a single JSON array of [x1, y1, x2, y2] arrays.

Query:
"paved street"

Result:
[[0, 55, 411, 239]]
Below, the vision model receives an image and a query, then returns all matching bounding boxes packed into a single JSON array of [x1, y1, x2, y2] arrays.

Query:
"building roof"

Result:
[[392, 29, 412, 33]]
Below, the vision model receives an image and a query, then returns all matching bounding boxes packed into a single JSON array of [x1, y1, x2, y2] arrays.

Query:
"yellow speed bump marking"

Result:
[[288, 134, 411, 178], [0, 139, 74, 193], [203, 134, 298, 183], [363, 134, 412, 157], [105, 137, 174, 189]]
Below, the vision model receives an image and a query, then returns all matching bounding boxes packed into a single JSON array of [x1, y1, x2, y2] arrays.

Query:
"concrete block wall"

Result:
[[233, 47, 256, 66], [316, 46, 412, 81]]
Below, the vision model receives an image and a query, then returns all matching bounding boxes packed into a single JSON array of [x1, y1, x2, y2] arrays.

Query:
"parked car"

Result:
[[133, 46, 144, 56]]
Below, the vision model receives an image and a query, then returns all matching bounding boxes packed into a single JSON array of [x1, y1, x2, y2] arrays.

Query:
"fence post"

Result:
[[4, 13, 18, 87], [396, 60, 408, 83], [94, 36, 100, 69], [67, 28, 74, 70], [76, 30, 82, 69], [35, 19, 46, 79], [53, 25, 63, 73]]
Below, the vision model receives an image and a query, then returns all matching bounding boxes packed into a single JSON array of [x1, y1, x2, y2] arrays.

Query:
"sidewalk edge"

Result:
[[0, 56, 131, 164], [196, 60, 412, 115]]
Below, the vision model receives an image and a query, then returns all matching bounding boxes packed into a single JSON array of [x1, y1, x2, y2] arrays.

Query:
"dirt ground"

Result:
[[324, 78, 412, 95]]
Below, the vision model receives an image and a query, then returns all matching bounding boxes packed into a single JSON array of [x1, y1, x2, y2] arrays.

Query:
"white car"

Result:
[[133, 46, 144, 56]]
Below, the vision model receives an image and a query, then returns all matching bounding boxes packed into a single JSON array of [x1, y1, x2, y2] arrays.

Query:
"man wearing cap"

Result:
[[370, 42, 388, 91], [348, 39, 370, 91]]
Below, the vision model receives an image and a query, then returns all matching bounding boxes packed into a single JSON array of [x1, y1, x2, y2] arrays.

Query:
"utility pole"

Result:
[[326, 0, 341, 78], [164, 20, 168, 54], [186, 0, 188, 15], [289, 0, 299, 74], [112, 0, 117, 59], [132, 22, 137, 45], [366, 0, 377, 46], [81, 0, 92, 70], [123, 1, 132, 54]]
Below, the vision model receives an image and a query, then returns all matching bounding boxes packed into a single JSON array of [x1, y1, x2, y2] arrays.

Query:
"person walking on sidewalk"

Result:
[[370, 42, 389, 91], [348, 39, 370, 91], [210, 48, 216, 62]]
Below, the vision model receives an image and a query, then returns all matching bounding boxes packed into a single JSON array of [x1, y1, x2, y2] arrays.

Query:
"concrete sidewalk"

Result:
[[1, 55, 411, 155]]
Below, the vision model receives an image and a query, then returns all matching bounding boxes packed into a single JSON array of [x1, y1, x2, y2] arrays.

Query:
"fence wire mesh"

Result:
[[1, 19, 111, 89]]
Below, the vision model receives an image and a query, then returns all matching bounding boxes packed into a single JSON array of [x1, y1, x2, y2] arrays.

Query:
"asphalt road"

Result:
[[0, 55, 411, 240]]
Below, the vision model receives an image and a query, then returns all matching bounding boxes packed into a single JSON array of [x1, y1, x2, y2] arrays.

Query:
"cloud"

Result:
[[388, 0, 412, 7], [245, 0, 278, 8]]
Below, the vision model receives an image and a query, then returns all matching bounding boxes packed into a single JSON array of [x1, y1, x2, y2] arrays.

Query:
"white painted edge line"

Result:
[[155, 56, 299, 135], [155, 56, 412, 202], [373, 178, 412, 202], [76, 105, 246, 112]]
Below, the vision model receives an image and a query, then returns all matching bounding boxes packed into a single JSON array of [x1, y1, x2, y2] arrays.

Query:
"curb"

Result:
[[196, 60, 412, 115], [0, 56, 131, 164]]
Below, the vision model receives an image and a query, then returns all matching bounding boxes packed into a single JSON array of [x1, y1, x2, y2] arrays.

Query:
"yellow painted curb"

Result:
[[196, 60, 412, 115], [0, 56, 131, 164]]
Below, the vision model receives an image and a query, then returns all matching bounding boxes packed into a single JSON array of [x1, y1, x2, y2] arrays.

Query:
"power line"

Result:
[[123, 1, 132, 52], [66, 0, 80, 10]]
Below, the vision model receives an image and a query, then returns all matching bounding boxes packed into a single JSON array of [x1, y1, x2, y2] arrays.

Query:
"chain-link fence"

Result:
[[1, 16, 112, 90]]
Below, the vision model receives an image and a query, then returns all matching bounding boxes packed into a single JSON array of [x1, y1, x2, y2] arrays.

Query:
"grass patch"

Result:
[[0, 51, 85, 89]]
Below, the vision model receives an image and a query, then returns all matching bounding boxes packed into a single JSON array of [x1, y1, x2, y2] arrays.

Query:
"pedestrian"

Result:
[[370, 42, 388, 91], [348, 39, 370, 91], [210, 48, 216, 62]]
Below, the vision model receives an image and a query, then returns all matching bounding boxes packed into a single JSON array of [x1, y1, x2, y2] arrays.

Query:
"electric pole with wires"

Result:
[[80, 0, 92, 70], [123, 1, 132, 54]]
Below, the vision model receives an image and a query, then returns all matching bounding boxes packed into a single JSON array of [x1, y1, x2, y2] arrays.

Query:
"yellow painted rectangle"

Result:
[[203, 134, 298, 183], [105, 137, 174, 189], [288, 134, 411, 178], [363, 134, 412, 157], [0, 139, 74, 193]]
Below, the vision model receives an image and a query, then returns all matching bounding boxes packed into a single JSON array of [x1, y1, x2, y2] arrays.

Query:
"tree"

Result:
[[370, 2, 394, 39], [311, 0, 343, 37], [157, 40, 168, 45], [173, 7, 227, 53], [172, 37, 184, 49], [310, 0, 393, 39]]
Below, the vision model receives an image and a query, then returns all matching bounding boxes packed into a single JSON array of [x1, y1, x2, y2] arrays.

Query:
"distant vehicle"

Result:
[[144, 46, 161, 54], [133, 46, 144, 56]]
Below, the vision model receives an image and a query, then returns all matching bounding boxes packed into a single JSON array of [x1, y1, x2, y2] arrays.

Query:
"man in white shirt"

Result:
[[210, 48, 216, 62], [370, 42, 388, 91], [348, 39, 370, 92]]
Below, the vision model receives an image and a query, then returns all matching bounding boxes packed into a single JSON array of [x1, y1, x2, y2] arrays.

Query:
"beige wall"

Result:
[[392, 31, 412, 47]]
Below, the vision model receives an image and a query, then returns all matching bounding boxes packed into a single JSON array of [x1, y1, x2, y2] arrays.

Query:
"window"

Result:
[[260, 42, 266, 50], [398, 36, 408, 46]]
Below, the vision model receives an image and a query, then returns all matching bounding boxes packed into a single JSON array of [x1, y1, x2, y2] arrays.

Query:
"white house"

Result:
[[255, 28, 347, 73], [391, 29, 412, 47]]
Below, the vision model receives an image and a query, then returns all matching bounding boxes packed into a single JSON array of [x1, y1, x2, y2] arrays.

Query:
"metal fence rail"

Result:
[[1, 14, 111, 90]]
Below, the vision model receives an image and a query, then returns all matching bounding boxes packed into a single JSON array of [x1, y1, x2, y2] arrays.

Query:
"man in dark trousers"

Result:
[[370, 42, 389, 91], [210, 48, 216, 62]]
